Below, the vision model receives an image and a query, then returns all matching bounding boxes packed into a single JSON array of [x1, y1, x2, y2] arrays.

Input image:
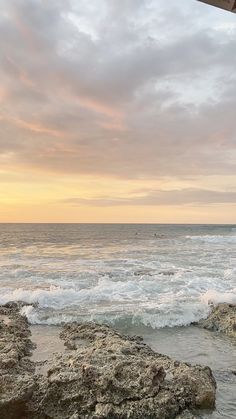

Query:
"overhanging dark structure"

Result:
[[198, 0, 236, 12]]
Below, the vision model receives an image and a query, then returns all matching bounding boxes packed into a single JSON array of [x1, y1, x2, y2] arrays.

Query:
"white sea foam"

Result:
[[1, 224, 235, 329], [1, 274, 235, 328], [201, 289, 236, 306], [0, 279, 155, 308], [0, 276, 215, 328], [19, 301, 211, 329], [20, 305, 41, 323]]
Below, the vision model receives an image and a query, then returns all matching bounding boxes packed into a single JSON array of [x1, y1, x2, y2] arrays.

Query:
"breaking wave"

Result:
[[19, 302, 211, 329], [201, 289, 236, 306], [1, 281, 235, 329], [0, 224, 235, 329]]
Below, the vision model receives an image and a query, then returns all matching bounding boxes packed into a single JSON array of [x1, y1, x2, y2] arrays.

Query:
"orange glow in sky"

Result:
[[0, 0, 235, 223]]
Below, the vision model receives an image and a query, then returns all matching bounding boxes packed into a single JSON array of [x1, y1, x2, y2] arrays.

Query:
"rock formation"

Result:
[[200, 303, 236, 338], [0, 302, 36, 419], [0, 303, 216, 419]]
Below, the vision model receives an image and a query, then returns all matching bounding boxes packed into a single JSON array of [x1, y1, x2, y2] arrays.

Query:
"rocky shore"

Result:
[[199, 303, 236, 338], [0, 302, 222, 419]]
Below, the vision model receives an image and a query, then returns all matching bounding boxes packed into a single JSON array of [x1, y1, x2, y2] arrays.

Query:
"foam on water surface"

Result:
[[0, 224, 235, 328], [201, 289, 236, 306], [1, 224, 236, 417]]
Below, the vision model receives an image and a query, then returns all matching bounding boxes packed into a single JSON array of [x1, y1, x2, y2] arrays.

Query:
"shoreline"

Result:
[[0, 302, 235, 418]]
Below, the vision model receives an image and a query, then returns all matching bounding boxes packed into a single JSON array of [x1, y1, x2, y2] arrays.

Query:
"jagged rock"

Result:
[[0, 304, 217, 419], [200, 303, 236, 338], [36, 322, 216, 418], [0, 304, 36, 419]]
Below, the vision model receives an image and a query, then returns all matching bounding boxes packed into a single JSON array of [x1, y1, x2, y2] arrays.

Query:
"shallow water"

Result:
[[30, 325, 65, 375], [141, 325, 236, 419], [30, 325, 65, 363]]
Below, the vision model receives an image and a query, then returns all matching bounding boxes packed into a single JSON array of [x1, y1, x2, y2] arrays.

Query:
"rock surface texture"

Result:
[[0, 303, 217, 419], [0, 302, 36, 419], [200, 303, 236, 338]]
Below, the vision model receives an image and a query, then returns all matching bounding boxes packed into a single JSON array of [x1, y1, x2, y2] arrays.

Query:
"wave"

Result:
[[186, 235, 236, 244], [19, 303, 210, 329], [1, 281, 235, 329], [0, 281, 211, 328], [201, 289, 236, 306], [0, 279, 156, 308]]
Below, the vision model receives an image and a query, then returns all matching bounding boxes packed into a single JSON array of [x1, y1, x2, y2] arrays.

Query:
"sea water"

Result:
[[0, 223, 235, 326], [0, 223, 236, 417]]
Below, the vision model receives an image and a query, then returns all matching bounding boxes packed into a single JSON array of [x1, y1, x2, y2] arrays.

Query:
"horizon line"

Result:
[[0, 222, 235, 225]]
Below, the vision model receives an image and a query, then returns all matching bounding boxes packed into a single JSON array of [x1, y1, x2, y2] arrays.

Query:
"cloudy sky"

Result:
[[0, 0, 235, 222]]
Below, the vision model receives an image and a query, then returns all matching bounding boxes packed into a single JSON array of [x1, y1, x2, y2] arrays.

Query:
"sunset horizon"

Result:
[[0, 0, 235, 223]]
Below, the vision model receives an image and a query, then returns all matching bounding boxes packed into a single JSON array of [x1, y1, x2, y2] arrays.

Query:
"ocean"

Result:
[[0, 223, 235, 326], [0, 223, 236, 418]]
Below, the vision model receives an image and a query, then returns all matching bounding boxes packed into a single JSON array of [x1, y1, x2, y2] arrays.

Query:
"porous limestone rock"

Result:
[[0, 303, 36, 419], [0, 304, 217, 419], [36, 322, 216, 418], [200, 303, 236, 338]]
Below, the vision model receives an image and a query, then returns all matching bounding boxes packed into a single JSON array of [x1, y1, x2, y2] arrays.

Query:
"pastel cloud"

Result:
[[61, 188, 236, 206], [0, 0, 235, 221]]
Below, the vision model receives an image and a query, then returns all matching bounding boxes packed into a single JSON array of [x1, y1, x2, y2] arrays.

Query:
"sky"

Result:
[[0, 0, 236, 223]]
